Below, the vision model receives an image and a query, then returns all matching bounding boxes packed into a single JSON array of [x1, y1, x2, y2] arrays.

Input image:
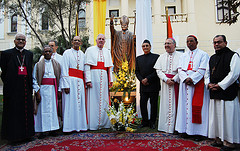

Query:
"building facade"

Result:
[[0, 0, 240, 55]]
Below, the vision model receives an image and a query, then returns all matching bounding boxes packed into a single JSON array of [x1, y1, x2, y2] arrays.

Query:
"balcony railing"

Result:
[[161, 13, 188, 23], [105, 16, 136, 26]]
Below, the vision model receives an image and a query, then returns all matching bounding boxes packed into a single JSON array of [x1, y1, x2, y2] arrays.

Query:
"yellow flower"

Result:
[[110, 118, 117, 125], [114, 98, 118, 103]]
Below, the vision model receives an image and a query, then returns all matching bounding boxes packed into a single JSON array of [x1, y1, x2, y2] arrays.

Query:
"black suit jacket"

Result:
[[135, 52, 160, 93]]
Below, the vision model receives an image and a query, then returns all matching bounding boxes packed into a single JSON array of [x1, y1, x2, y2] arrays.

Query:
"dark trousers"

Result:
[[140, 92, 158, 126]]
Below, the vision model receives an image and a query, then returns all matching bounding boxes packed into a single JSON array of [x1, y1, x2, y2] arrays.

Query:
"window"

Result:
[[11, 14, 17, 32], [42, 11, 49, 30], [166, 6, 176, 20], [216, 0, 232, 22], [109, 10, 119, 17], [79, 9, 86, 28], [165, 6, 176, 14]]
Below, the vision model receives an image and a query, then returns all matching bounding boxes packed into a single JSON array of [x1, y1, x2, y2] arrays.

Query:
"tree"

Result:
[[217, 0, 240, 25], [0, 0, 90, 49]]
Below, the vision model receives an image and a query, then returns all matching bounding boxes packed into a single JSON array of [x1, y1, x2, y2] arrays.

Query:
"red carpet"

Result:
[[0, 133, 220, 151]]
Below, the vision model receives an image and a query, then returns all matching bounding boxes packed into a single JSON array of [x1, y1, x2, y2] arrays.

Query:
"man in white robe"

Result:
[[33, 45, 61, 139], [40, 40, 64, 126], [175, 35, 209, 140], [85, 34, 113, 130], [205, 35, 240, 150], [61, 36, 87, 132], [154, 38, 182, 133]]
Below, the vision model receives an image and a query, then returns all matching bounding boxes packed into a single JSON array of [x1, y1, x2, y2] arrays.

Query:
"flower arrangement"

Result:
[[105, 99, 140, 132], [110, 60, 136, 97]]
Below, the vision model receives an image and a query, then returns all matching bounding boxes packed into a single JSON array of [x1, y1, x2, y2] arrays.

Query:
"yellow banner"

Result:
[[93, 0, 106, 45]]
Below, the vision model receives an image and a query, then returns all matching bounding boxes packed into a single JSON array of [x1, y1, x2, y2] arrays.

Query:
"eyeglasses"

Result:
[[213, 41, 224, 45], [73, 39, 81, 42], [16, 38, 26, 41], [164, 42, 173, 45]]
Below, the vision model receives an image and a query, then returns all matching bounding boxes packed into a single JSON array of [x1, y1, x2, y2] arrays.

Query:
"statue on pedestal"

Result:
[[110, 15, 136, 73]]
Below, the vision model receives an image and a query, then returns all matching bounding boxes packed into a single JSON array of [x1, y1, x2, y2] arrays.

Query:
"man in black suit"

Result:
[[0, 33, 35, 144], [135, 39, 160, 129]]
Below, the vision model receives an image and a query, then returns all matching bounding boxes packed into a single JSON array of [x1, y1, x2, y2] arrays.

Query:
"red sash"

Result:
[[91, 62, 107, 71], [69, 68, 84, 79], [41, 78, 58, 109], [69, 68, 87, 124], [90, 62, 111, 105], [192, 78, 204, 124], [165, 74, 179, 110]]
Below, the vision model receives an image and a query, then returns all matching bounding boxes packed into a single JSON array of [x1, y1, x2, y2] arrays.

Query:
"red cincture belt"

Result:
[[69, 68, 84, 79], [41, 78, 58, 106], [91, 62, 107, 71]]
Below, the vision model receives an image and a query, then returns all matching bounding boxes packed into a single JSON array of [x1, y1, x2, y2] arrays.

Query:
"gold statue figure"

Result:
[[110, 15, 136, 73]]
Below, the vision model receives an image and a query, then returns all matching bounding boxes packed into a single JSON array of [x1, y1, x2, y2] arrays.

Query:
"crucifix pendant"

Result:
[[20, 66, 24, 71], [77, 64, 79, 70]]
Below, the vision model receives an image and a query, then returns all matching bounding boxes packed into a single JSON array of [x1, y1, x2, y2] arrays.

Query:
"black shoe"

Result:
[[220, 146, 235, 151], [180, 133, 190, 139], [49, 131, 58, 137], [173, 131, 179, 135], [150, 124, 156, 129], [138, 124, 148, 128], [211, 142, 224, 147], [38, 133, 47, 139], [194, 135, 205, 141]]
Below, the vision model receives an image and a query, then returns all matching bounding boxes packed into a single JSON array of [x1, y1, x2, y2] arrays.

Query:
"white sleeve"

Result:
[[85, 64, 91, 83], [61, 52, 70, 89], [32, 63, 40, 93], [218, 54, 240, 90]]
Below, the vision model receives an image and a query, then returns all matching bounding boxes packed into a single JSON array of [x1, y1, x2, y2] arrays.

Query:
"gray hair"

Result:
[[96, 34, 105, 40], [14, 33, 26, 40]]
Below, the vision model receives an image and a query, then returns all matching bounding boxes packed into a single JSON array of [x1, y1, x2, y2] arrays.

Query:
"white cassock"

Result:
[[205, 53, 240, 143], [154, 51, 182, 133], [175, 48, 209, 136], [33, 59, 59, 132], [85, 46, 113, 130], [61, 48, 87, 132], [40, 53, 63, 89]]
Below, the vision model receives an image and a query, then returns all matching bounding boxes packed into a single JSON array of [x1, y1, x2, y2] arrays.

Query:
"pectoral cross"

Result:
[[20, 66, 24, 72]]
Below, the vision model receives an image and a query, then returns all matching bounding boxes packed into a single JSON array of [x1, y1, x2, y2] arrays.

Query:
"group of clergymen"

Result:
[[0, 32, 240, 150], [0, 33, 113, 144], [135, 35, 240, 151]]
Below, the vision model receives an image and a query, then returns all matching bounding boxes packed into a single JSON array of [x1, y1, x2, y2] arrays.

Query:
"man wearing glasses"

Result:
[[205, 35, 240, 150], [0, 33, 35, 144], [154, 38, 181, 133]]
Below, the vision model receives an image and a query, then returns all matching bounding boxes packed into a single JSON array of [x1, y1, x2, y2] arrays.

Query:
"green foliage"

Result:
[[81, 36, 91, 52], [31, 46, 42, 65]]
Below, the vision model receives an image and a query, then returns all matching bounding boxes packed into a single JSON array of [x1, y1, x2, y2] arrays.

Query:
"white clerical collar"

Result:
[[71, 48, 79, 52], [189, 48, 198, 54], [44, 58, 51, 62], [168, 50, 176, 56], [16, 47, 24, 52]]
